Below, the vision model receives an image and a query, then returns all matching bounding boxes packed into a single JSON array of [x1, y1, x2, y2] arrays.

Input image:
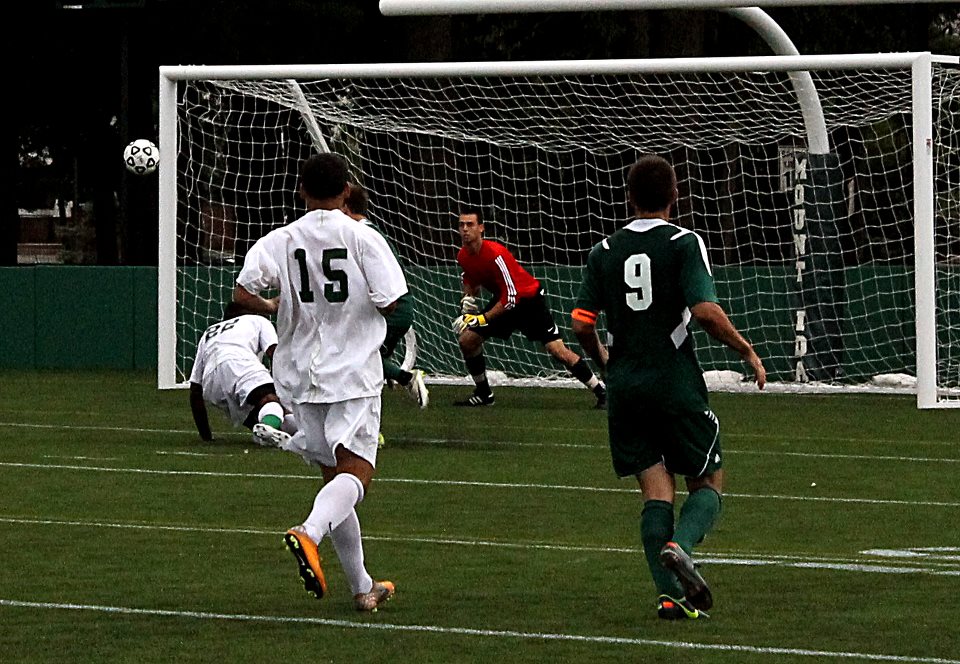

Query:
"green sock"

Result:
[[673, 488, 722, 553], [383, 359, 404, 382], [641, 500, 683, 597], [260, 414, 282, 429]]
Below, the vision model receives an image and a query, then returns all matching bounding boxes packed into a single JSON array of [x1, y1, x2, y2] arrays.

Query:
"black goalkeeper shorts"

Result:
[[479, 290, 563, 345]]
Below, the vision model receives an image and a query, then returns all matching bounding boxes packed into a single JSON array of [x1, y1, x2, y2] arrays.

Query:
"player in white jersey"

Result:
[[233, 153, 407, 612], [188, 302, 296, 445], [342, 183, 428, 413]]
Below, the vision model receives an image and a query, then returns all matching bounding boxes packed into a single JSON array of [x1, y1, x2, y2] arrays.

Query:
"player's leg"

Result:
[[610, 395, 705, 620], [329, 508, 395, 611], [248, 387, 283, 427], [381, 322, 429, 409], [454, 329, 495, 406], [636, 463, 686, 601], [328, 505, 371, 596], [235, 366, 283, 427], [286, 397, 392, 606], [542, 339, 606, 408], [658, 408, 723, 612], [522, 292, 605, 407], [281, 412, 299, 435], [318, 457, 393, 610], [285, 402, 374, 600], [328, 398, 394, 610], [283, 404, 336, 598], [677, 470, 723, 550], [245, 384, 290, 447], [298, 399, 378, 542]]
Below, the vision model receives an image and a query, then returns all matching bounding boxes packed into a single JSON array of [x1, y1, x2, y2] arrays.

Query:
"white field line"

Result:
[[1, 515, 959, 576], [2, 419, 959, 448], [0, 598, 957, 663], [370, 437, 960, 464], [0, 460, 957, 509]]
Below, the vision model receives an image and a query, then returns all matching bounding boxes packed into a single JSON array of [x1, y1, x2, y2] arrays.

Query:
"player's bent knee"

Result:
[[246, 383, 280, 408], [687, 471, 723, 495], [459, 334, 483, 354]]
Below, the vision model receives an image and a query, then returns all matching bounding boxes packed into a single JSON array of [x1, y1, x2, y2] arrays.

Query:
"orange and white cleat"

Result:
[[283, 526, 327, 599], [354, 580, 395, 612]]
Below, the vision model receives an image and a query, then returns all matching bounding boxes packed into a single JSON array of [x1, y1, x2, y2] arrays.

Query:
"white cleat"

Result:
[[252, 423, 291, 448], [405, 369, 430, 409]]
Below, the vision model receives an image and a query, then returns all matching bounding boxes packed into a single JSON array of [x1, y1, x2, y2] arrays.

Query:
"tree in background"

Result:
[[7, 1, 957, 266]]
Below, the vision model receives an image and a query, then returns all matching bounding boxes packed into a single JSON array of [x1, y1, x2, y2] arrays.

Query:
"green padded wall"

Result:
[[1, 266, 155, 370], [0, 264, 953, 383]]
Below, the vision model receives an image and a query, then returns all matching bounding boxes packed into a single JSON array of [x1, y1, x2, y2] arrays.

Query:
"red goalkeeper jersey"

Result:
[[457, 240, 541, 310]]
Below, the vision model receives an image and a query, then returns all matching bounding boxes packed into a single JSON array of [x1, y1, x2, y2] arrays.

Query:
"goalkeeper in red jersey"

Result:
[[452, 207, 606, 408]]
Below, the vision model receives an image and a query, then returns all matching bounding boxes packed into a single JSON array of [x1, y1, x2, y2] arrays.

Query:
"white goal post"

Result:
[[157, 52, 960, 407]]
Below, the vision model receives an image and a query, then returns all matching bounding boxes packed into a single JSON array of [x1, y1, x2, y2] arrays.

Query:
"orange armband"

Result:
[[571, 308, 599, 324]]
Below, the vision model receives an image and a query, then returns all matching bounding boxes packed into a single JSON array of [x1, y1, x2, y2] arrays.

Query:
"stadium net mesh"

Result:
[[163, 60, 960, 402]]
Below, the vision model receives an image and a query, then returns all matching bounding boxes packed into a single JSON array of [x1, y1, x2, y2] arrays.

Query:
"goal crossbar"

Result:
[[159, 53, 943, 82]]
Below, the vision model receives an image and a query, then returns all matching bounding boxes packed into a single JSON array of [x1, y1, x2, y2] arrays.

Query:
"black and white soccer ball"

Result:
[[123, 138, 159, 175]]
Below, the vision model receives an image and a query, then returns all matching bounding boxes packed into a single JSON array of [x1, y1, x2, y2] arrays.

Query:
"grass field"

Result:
[[2, 370, 960, 663]]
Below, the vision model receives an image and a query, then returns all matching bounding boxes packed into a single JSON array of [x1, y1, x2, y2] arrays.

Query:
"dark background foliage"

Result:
[[4, 0, 957, 265]]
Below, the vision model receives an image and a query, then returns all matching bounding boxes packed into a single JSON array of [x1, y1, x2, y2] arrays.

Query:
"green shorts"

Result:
[[607, 393, 722, 479], [381, 294, 414, 360]]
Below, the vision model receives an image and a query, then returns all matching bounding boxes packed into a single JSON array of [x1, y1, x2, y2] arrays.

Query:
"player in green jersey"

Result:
[[343, 184, 429, 412], [571, 154, 766, 621]]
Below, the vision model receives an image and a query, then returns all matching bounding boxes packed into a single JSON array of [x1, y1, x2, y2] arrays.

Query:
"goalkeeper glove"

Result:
[[452, 313, 488, 335], [459, 295, 480, 315]]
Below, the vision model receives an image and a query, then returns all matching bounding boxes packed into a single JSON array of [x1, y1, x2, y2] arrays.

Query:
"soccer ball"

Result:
[[123, 138, 159, 175]]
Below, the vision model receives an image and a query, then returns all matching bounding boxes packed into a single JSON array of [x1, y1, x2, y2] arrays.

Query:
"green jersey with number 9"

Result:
[[574, 218, 718, 407]]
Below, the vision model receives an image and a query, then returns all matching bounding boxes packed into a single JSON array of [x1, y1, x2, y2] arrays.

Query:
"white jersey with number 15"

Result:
[[236, 208, 407, 404]]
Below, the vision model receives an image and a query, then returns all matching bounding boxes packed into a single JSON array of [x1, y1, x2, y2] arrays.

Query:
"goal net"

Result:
[[158, 54, 960, 407]]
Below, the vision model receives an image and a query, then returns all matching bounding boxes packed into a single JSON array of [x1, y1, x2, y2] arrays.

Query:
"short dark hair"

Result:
[[459, 205, 484, 224], [344, 183, 369, 216], [300, 153, 350, 200], [223, 301, 246, 320], [626, 155, 677, 213]]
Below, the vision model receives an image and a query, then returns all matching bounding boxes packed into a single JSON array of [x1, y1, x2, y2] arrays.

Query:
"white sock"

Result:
[[329, 509, 373, 595], [301, 473, 364, 544], [258, 401, 284, 428]]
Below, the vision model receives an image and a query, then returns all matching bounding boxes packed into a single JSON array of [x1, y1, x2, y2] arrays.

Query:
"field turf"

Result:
[[1, 370, 959, 663]]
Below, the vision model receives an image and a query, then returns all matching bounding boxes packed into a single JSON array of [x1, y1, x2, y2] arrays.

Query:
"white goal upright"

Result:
[[158, 52, 960, 407]]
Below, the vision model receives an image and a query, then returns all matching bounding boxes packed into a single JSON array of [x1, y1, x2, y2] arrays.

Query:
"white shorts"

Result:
[[202, 358, 274, 426], [283, 396, 381, 468]]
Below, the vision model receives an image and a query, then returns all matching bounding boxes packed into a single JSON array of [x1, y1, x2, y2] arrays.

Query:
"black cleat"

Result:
[[660, 541, 713, 611], [594, 391, 607, 410], [454, 391, 495, 407]]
